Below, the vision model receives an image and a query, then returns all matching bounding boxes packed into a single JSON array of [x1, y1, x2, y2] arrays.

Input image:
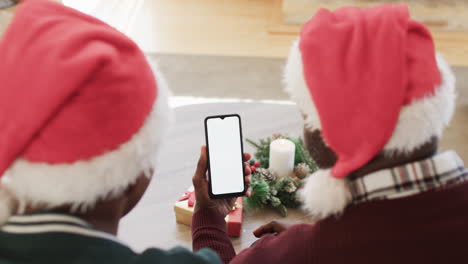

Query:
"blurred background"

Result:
[[2, 0, 468, 159], [61, 0, 468, 160]]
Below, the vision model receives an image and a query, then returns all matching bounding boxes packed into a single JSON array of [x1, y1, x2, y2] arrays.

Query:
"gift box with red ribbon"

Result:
[[174, 186, 243, 237]]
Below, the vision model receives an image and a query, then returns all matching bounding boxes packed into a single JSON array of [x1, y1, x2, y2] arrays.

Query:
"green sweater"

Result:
[[0, 213, 221, 264]]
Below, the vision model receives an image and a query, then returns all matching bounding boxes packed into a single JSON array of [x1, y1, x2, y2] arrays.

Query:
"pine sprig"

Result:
[[292, 137, 317, 171], [245, 138, 262, 149], [246, 137, 271, 168], [244, 177, 269, 209]]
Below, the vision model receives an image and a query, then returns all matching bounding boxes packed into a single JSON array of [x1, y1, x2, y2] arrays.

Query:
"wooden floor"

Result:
[[63, 0, 468, 63], [64, 0, 468, 65]]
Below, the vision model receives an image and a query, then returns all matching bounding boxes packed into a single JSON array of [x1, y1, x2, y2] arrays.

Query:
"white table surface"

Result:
[[118, 102, 312, 253]]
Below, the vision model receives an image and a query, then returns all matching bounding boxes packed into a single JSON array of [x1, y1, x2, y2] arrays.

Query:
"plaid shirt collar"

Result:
[[350, 151, 468, 204]]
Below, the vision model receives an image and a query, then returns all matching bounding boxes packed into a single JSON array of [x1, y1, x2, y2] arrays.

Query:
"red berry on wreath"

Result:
[[254, 161, 260, 167], [251, 166, 256, 172]]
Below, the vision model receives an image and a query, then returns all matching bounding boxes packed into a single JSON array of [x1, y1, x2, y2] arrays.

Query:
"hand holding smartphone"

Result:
[[204, 114, 246, 199]]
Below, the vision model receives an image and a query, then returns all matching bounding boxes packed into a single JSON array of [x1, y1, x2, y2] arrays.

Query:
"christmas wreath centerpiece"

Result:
[[245, 134, 317, 217]]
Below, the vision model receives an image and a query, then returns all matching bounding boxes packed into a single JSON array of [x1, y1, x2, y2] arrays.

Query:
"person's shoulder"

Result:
[[133, 246, 221, 264], [283, 223, 316, 239]]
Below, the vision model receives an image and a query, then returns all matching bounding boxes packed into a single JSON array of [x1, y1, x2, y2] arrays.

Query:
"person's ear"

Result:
[[122, 170, 153, 216], [303, 128, 338, 169]]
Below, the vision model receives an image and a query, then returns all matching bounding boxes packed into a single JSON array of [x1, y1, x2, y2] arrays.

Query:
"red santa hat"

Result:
[[0, 0, 172, 224], [284, 4, 456, 219]]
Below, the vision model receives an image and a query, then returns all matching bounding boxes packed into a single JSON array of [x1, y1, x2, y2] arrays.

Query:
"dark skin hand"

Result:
[[193, 146, 252, 216], [253, 220, 294, 237]]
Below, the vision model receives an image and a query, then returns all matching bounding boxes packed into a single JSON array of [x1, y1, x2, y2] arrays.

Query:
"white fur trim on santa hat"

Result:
[[284, 40, 322, 131], [0, 67, 173, 217], [384, 54, 456, 153], [0, 185, 15, 226], [299, 169, 352, 219]]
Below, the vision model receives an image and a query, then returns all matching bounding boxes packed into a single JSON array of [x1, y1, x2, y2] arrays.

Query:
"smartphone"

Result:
[[204, 114, 245, 199]]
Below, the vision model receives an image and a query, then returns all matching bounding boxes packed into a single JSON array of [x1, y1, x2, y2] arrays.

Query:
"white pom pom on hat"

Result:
[[299, 169, 352, 220]]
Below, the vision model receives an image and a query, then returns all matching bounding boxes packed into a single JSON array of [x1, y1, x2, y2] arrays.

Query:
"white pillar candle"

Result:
[[269, 139, 295, 178]]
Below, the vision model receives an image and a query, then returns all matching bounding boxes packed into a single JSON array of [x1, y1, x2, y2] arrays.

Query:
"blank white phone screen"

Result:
[[206, 116, 244, 195]]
